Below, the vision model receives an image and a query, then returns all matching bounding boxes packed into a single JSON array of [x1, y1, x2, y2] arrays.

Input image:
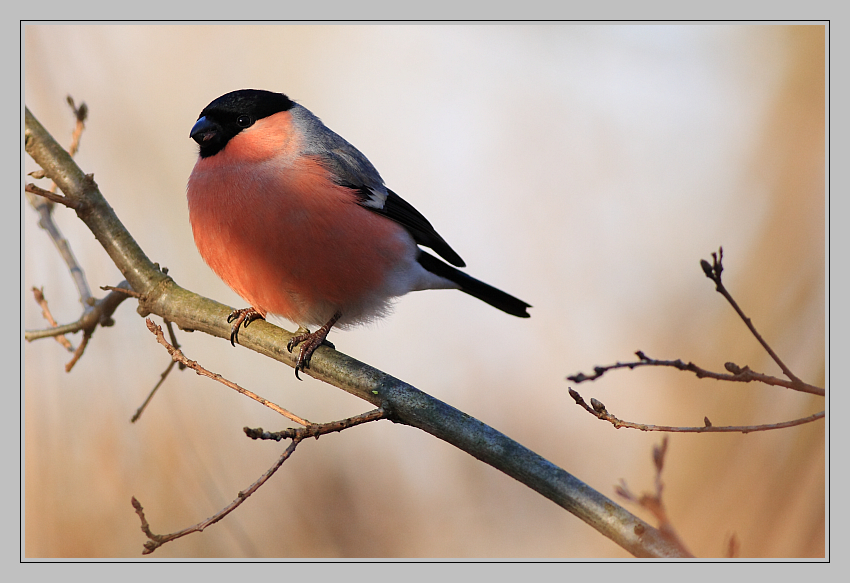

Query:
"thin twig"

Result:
[[100, 284, 143, 299], [31, 287, 74, 351], [569, 350, 824, 397], [145, 318, 312, 427], [245, 408, 387, 442], [164, 320, 187, 371], [568, 388, 824, 434], [701, 247, 807, 388], [133, 439, 300, 555], [133, 407, 387, 554], [64, 329, 92, 372], [65, 95, 87, 157], [25, 182, 76, 207], [26, 182, 91, 309], [25, 321, 91, 341], [131, 358, 177, 423], [616, 437, 691, 554], [131, 319, 187, 422]]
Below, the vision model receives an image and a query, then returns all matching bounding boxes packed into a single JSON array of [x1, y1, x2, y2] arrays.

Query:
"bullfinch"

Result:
[[187, 89, 530, 378]]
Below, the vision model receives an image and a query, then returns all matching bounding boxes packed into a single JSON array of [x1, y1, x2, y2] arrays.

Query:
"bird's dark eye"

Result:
[[236, 115, 253, 128]]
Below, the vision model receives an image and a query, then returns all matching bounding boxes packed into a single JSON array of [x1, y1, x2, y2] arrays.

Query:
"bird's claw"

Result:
[[286, 312, 341, 380], [287, 330, 323, 380], [227, 307, 264, 346]]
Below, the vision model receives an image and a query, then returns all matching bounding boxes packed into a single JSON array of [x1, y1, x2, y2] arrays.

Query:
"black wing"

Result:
[[347, 184, 466, 268]]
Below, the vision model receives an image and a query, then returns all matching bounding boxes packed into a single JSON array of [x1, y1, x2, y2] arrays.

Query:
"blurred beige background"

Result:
[[23, 24, 825, 558]]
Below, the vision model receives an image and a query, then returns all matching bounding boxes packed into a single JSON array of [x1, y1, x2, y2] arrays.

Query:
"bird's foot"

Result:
[[227, 307, 265, 346], [286, 312, 341, 380]]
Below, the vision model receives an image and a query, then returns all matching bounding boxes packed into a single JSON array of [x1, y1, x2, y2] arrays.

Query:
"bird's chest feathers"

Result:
[[188, 154, 355, 239]]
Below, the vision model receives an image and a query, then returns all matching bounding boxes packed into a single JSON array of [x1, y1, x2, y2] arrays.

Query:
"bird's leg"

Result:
[[227, 307, 265, 346], [287, 311, 341, 380]]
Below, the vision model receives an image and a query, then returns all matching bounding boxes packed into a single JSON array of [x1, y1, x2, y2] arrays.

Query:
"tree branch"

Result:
[[244, 408, 388, 442], [145, 318, 312, 427], [568, 388, 824, 434], [133, 438, 300, 555], [616, 437, 691, 555], [700, 248, 808, 389], [569, 350, 824, 397], [30, 286, 74, 351]]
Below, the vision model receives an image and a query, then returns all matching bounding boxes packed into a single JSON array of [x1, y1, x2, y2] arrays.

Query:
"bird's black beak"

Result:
[[190, 116, 218, 144]]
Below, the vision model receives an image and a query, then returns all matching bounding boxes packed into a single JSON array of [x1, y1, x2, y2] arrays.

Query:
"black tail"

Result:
[[417, 251, 531, 318]]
